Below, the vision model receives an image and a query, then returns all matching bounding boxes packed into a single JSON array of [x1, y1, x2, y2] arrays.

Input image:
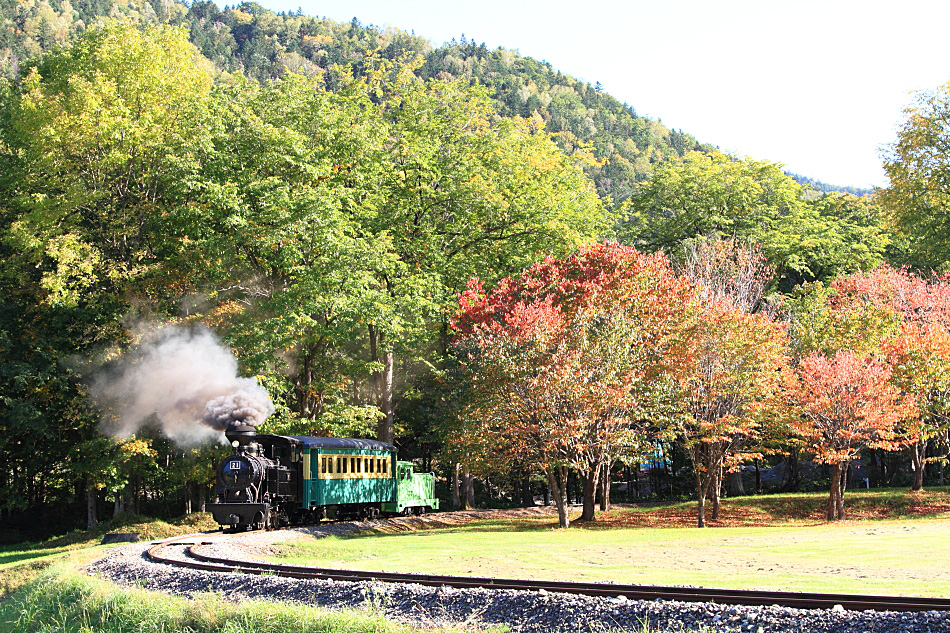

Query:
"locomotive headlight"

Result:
[[232, 440, 239, 448]]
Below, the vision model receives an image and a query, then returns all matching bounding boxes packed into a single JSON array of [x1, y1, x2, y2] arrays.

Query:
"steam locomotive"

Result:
[[208, 424, 438, 531]]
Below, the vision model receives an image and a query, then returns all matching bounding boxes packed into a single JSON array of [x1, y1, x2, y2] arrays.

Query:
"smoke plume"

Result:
[[90, 325, 275, 446]]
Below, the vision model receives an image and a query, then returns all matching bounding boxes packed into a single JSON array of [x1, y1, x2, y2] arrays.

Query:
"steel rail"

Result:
[[145, 535, 950, 613]]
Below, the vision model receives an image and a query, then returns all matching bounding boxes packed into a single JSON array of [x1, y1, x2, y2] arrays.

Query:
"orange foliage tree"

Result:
[[883, 324, 950, 489], [788, 351, 914, 520], [674, 302, 789, 527], [674, 237, 790, 528], [452, 242, 695, 528], [828, 266, 950, 489]]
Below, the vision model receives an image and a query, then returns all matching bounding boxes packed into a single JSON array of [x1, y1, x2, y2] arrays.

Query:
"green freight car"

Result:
[[209, 424, 439, 530]]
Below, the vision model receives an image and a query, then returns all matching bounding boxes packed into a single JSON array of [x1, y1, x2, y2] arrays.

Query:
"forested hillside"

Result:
[[0, 0, 712, 206]]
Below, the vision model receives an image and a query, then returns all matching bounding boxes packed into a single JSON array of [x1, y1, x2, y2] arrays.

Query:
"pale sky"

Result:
[[244, 0, 950, 189]]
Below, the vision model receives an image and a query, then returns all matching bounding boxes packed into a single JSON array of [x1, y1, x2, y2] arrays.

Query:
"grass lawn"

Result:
[[0, 514, 481, 633], [0, 512, 220, 599], [271, 488, 950, 598], [0, 552, 476, 633]]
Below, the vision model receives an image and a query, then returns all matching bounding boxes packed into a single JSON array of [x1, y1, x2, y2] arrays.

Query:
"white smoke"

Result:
[[90, 325, 275, 446]]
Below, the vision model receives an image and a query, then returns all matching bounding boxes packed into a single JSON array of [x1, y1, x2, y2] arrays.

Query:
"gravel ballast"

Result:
[[84, 519, 950, 633]]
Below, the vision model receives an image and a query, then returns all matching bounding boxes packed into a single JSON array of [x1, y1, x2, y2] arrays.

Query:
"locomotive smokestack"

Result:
[[225, 423, 257, 446]]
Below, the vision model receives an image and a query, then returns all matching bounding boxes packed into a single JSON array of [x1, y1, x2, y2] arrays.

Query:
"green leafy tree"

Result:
[[625, 152, 888, 289], [882, 82, 950, 270], [0, 22, 216, 530], [4, 21, 215, 309], [198, 58, 612, 444]]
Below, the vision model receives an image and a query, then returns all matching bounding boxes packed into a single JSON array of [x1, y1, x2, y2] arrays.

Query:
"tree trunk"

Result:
[[198, 484, 206, 512], [545, 467, 570, 528], [910, 440, 927, 491], [369, 326, 395, 444], [828, 462, 845, 521], [462, 469, 475, 509], [599, 463, 611, 511], [542, 483, 551, 506], [580, 468, 599, 522], [711, 466, 722, 520], [520, 477, 533, 507], [727, 470, 745, 496], [781, 452, 803, 492], [184, 482, 192, 515], [452, 463, 461, 510], [86, 484, 98, 530], [754, 459, 761, 493], [838, 460, 849, 519], [694, 467, 707, 528]]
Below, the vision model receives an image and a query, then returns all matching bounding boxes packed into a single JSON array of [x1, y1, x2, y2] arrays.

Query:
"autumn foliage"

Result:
[[788, 351, 914, 520], [453, 241, 695, 527]]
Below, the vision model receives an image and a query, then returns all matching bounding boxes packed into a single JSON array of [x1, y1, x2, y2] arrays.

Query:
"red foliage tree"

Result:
[[452, 242, 695, 527], [788, 351, 914, 520], [829, 266, 950, 489]]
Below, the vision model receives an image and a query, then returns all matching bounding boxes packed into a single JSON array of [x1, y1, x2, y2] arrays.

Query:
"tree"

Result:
[[346, 57, 611, 443], [173, 56, 610, 444], [452, 242, 695, 527], [4, 22, 215, 309], [788, 351, 913, 520], [816, 266, 950, 490], [673, 237, 789, 527], [674, 302, 789, 527], [884, 324, 950, 490], [624, 152, 888, 289], [882, 82, 950, 270], [0, 22, 217, 530]]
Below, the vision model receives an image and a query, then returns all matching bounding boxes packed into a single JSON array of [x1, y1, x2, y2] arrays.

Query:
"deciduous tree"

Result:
[[788, 352, 913, 520], [882, 82, 950, 270], [674, 302, 789, 527], [625, 151, 888, 289], [452, 242, 695, 527]]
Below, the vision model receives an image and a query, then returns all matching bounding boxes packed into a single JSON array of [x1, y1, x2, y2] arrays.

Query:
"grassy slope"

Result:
[[0, 514, 482, 633], [272, 489, 950, 598], [0, 512, 220, 599], [0, 552, 457, 633]]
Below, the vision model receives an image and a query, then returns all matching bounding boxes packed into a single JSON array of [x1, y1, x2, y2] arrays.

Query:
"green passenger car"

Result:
[[295, 436, 397, 519]]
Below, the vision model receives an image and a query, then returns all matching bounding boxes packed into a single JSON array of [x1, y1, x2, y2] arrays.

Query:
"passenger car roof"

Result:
[[256, 434, 397, 451]]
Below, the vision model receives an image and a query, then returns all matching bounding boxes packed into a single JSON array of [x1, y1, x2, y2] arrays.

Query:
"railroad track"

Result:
[[147, 533, 950, 613]]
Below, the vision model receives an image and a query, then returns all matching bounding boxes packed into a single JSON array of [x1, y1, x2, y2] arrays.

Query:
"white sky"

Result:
[[243, 0, 950, 189]]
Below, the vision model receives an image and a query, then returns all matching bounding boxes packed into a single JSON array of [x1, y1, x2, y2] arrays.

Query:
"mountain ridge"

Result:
[[0, 0, 863, 198]]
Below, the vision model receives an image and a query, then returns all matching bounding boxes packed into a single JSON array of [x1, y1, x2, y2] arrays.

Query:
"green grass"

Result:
[[0, 512, 222, 600], [0, 515, 507, 633], [0, 553, 481, 633], [271, 489, 950, 598]]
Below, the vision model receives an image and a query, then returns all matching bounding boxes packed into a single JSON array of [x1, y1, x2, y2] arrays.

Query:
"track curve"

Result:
[[146, 532, 950, 613]]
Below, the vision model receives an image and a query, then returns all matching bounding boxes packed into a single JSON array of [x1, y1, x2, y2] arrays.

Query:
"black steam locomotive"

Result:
[[208, 424, 438, 530]]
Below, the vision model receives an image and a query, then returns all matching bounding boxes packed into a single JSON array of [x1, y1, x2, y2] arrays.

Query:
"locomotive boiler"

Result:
[[208, 423, 438, 531]]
